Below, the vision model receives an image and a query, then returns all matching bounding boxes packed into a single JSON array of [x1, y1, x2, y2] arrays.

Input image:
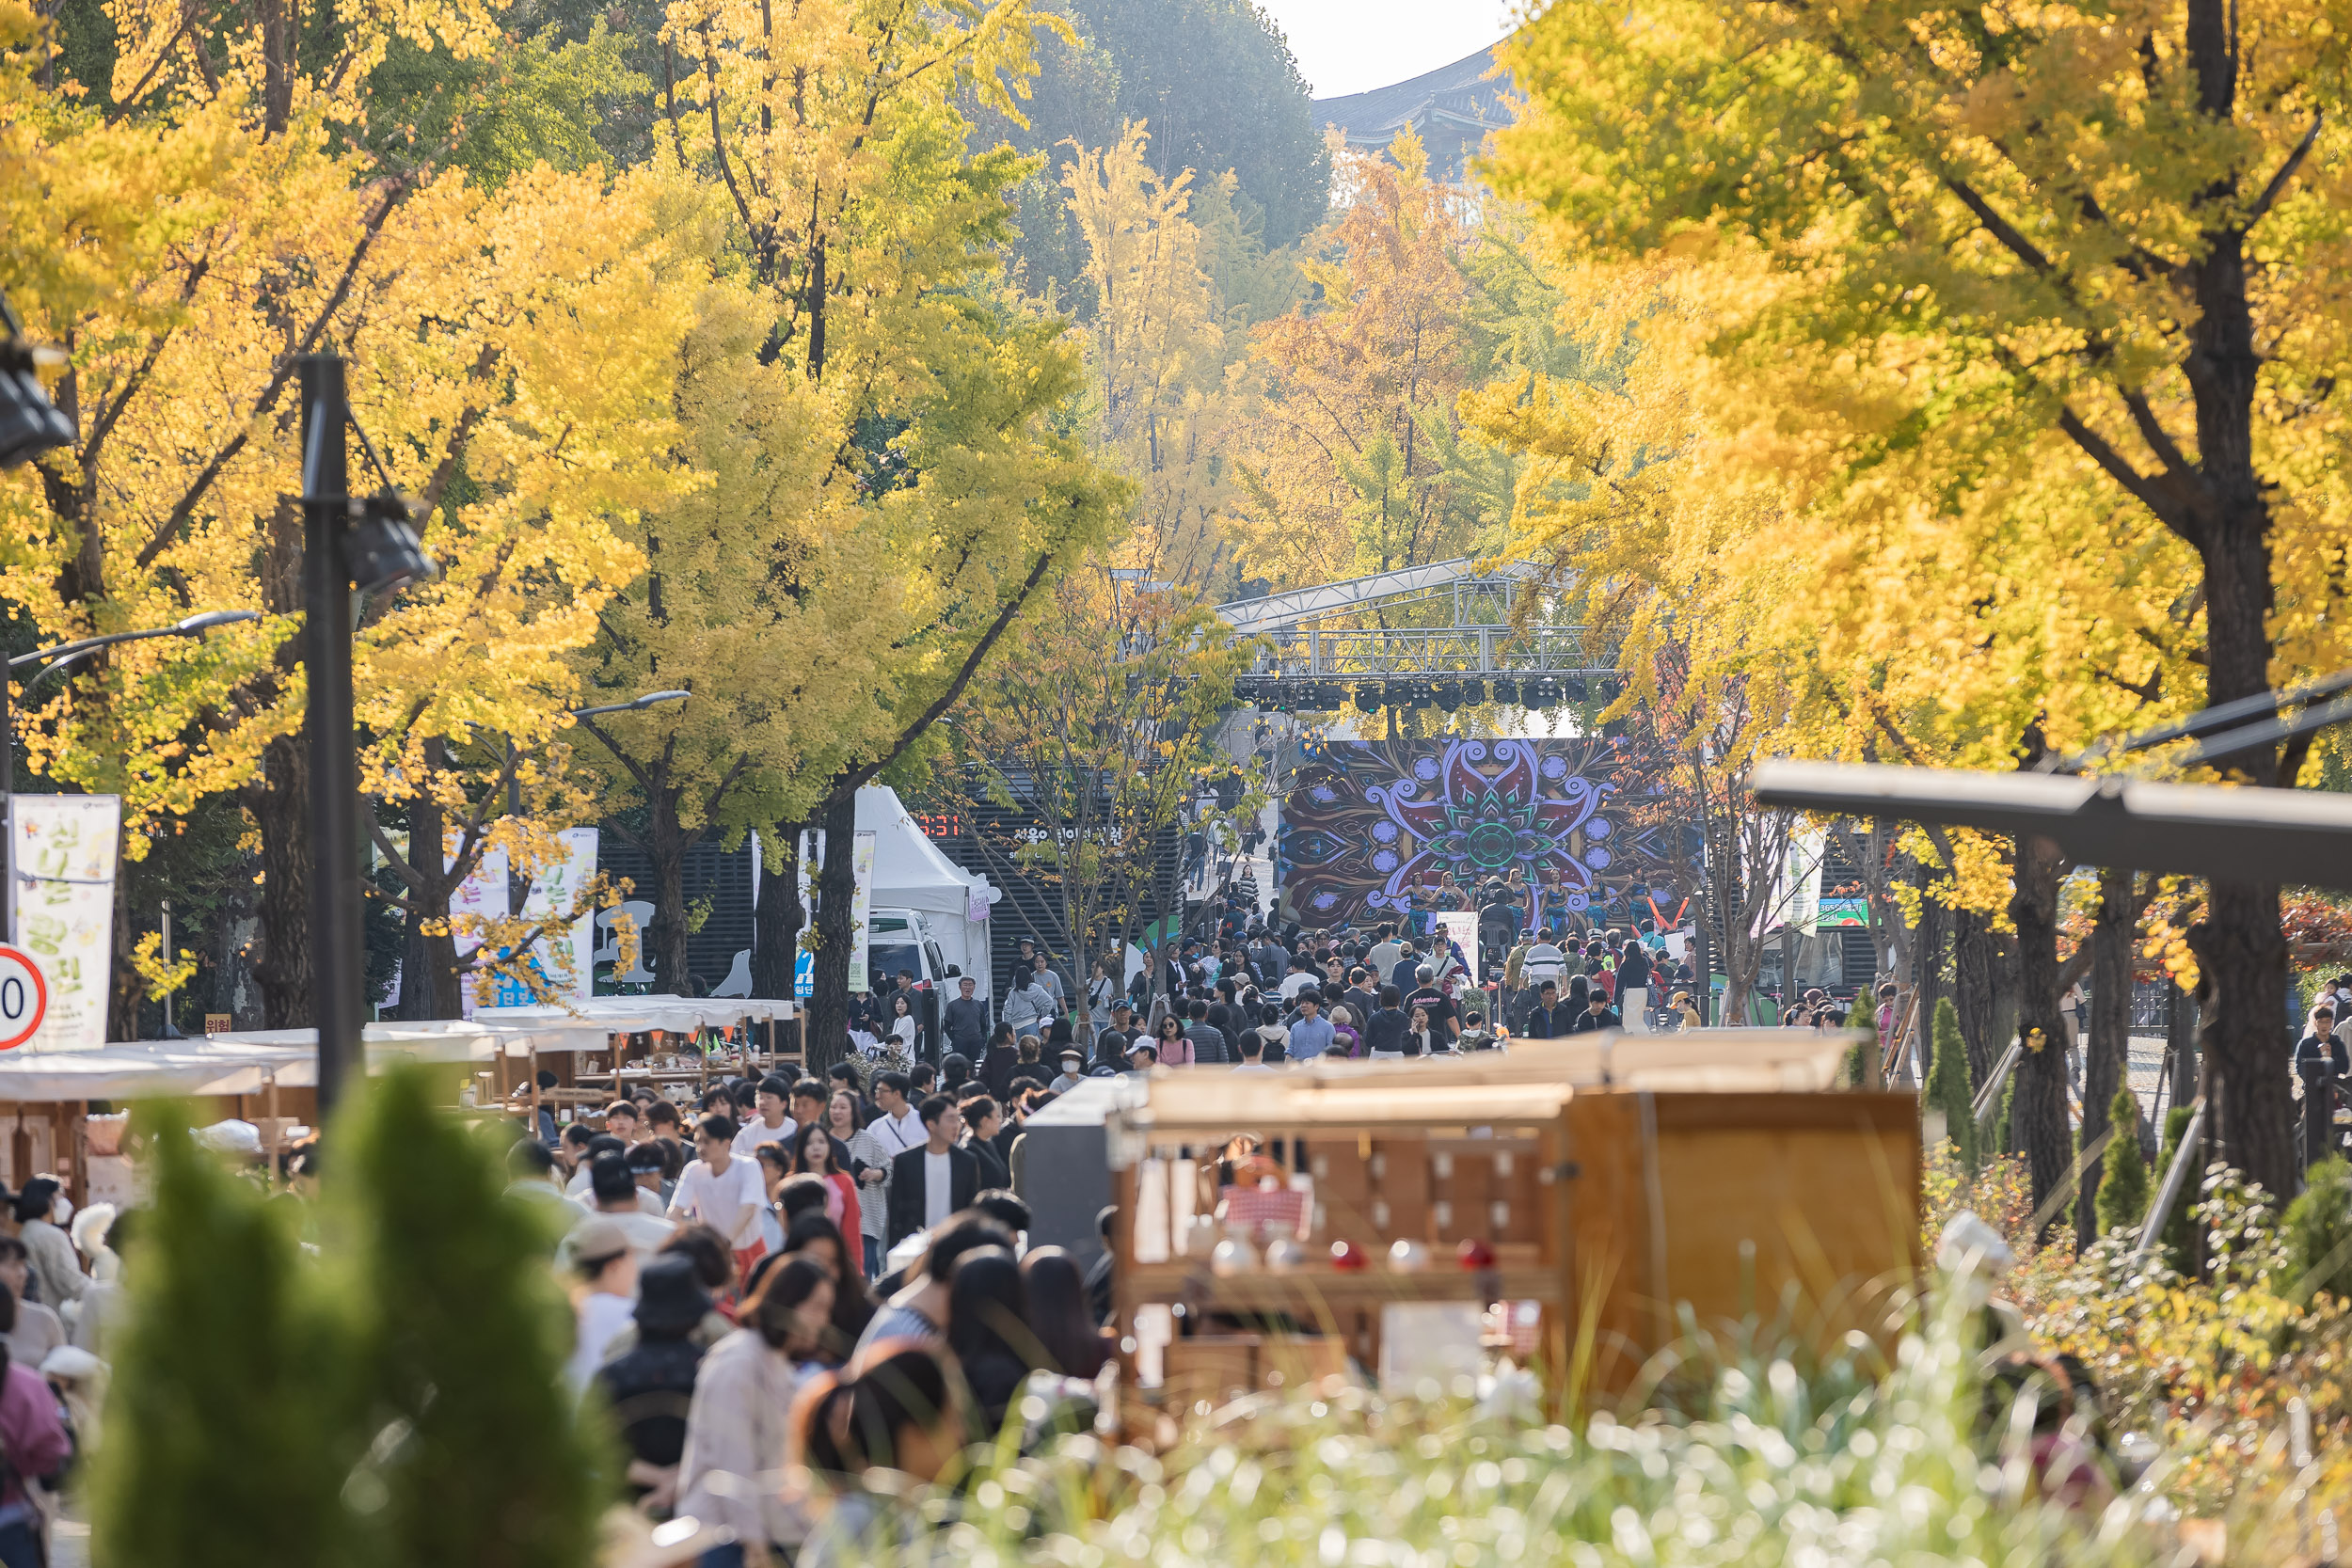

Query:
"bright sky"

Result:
[[1257, 0, 1518, 100]]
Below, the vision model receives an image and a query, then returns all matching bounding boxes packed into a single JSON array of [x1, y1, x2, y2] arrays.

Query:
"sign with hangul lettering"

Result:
[[7, 795, 120, 1053]]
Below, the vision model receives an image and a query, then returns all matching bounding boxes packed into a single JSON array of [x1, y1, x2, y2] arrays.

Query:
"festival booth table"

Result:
[[471, 997, 797, 1125], [0, 1017, 616, 1204], [1106, 1030, 1919, 1411]]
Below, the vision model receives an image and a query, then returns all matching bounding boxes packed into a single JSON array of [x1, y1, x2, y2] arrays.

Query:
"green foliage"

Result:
[[92, 1075, 606, 1567], [2156, 1105, 2199, 1271], [2095, 1086, 2151, 1238], [91, 1118, 354, 1568], [978, 0, 1329, 301], [853, 1300, 2137, 1567], [340, 1070, 609, 1567], [1994, 1072, 2015, 1161], [1928, 997, 1979, 1177], [2284, 1156, 2352, 1301], [365, 22, 649, 187]]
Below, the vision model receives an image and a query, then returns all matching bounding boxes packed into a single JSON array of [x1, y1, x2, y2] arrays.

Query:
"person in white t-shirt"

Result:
[[564, 1217, 640, 1391], [668, 1115, 771, 1275], [730, 1074, 798, 1158]]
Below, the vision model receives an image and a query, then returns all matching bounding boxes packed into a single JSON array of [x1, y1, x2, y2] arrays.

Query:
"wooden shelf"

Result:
[[1125, 1260, 1562, 1309]]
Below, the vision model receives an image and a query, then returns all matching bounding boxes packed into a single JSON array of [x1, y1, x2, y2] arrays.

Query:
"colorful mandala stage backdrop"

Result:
[[1277, 738, 1686, 930]]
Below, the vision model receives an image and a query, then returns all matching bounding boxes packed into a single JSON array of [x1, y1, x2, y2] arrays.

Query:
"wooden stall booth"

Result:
[[1106, 1031, 1920, 1410]]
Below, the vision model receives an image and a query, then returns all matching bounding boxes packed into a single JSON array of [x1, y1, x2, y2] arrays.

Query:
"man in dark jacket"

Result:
[[1361, 988, 1411, 1056], [1566, 990, 1623, 1035], [1523, 981, 1567, 1039], [1184, 997, 1230, 1065], [887, 1096, 981, 1246], [942, 976, 991, 1058], [2296, 1005, 2346, 1169]]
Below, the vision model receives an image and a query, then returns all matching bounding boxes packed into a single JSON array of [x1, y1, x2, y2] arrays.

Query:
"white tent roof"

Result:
[[858, 785, 992, 919]]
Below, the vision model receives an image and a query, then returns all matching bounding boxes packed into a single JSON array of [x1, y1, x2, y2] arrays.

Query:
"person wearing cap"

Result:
[[565, 1153, 676, 1264], [730, 1076, 799, 1158], [1048, 1049, 1088, 1095], [9, 1180, 85, 1315], [1092, 1001, 1139, 1073], [595, 1254, 711, 1513], [1126, 1040, 1159, 1072], [564, 1216, 642, 1391]]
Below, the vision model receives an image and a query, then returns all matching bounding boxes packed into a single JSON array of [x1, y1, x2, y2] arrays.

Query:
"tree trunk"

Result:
[[1954, 903, 2002, 1087], [806, 789, 857, 1078], [752, 825, 802, 1000], [2078, 867, 2137, 1248], [1913, 867, 1950, 1082], [108, 836, 139, 1042], [2192, 879, 2296, 1199], [247, 733, 312, 1028], [641, 788, 693, 993], [393, 776, 464, 1021], [2168, 974, 2200, 1116], [2175, 0, 2295, 1202], [2008, 834, 2073, 1230]]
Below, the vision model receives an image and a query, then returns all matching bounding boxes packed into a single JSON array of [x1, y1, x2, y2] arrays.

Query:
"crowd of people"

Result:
[[522, 1060, 1115, 1566], [0, 1177, 127, 1566]]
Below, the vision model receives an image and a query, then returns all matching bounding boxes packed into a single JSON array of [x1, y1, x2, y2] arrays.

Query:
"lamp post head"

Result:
[[631, 690, 691, 710], [174, 610, 262, 635]]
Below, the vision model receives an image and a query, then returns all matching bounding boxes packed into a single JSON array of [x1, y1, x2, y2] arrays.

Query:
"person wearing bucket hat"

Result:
[[564, 1217, 639, 1392], [596, 1255, 711, 1513], [1048, 1049, 1088, 1095]]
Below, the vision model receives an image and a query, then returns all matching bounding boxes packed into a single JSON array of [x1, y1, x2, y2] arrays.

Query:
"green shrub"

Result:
[[2284, 1155, 2352, 1300], [2094, 1085, 2150, 1236], [1928, 997, 1978, 1176], [93, 1071, 609, 1568], [92, 1117, 356, 1568], [338, 1069, 611, 1568]]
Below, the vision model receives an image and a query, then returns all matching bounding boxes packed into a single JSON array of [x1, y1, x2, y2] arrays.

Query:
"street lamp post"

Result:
[[0, 610, 261, 908], [299, 354, 435, 1115]]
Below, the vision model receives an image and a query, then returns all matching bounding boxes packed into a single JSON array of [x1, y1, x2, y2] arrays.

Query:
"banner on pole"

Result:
[[449, 843, 510, 1018], [1434, 911, 1479, 985], [794, 828, 878, 998], [7, 795, 120, 1053], [508, 828, 598, 1005]]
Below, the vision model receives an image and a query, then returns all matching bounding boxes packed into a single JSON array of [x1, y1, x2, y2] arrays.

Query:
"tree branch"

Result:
[[135, 180, 405, 570], [2244, 115, 2324, 230], [828, 536, 1062, 802]]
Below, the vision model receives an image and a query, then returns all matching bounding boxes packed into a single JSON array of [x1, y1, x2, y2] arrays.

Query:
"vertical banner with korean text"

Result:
[[520, 828, 599, 1004], [793, 829, 878, 997], [849, 830, 876, 993], [449, 844, 510, 1018], [8, 795, 120, 1052]]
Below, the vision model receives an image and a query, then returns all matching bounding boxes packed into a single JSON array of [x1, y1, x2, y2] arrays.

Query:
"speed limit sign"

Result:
[[0, 946, 48, 1053]]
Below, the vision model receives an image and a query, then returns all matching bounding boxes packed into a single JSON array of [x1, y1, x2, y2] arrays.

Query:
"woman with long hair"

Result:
[[783, 1211, 875, 1354], [1018, 1247, 1108, 1379], [792, 1345, 961, 1568], [887, 992, 919, 1061], [676, 1257, 832, 1561], [790, 1123, 864, 1275], [945, 1248, 1033, 1438]]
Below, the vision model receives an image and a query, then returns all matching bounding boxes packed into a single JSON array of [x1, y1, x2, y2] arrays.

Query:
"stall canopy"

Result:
[[473, 995, 788, 1036], [858, 785, 993, 918], [0, 1017, 617, 1102]]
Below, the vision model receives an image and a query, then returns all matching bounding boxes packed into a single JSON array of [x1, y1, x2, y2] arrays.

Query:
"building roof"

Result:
[[1314, 43, 1515, 152]]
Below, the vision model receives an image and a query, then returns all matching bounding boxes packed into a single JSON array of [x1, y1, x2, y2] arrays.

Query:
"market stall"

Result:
[[1106, 1031, 1919, 1408]]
